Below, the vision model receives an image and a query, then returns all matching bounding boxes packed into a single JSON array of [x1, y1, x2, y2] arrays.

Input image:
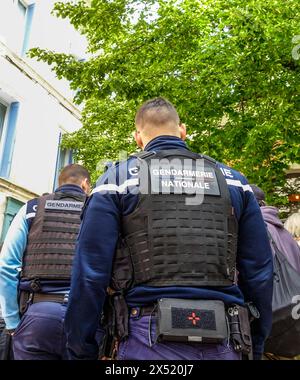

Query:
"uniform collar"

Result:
[[144, 136, 190, 152], [54, 184, 85, 194]]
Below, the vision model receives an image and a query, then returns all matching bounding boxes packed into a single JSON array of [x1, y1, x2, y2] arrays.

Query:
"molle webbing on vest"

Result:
[[120, 150, 238, 288], [21, 192, 86, 281], [110, 238, 134, 291]]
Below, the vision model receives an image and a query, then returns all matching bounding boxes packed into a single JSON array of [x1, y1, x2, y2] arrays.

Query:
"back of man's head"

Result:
[[250, 184, 266, 207], [58, 164, 90, 188], [135, 97, 180, 132]]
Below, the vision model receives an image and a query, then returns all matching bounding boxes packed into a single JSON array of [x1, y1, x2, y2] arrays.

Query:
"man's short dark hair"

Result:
[[135, 97, 180, 129], [58, 164, 90, 187], [250, 184, 266, 207]]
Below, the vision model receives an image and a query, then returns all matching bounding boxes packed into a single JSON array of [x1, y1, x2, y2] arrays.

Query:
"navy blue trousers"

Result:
[[13, 302, 68, 360], [117, 314, 241, 360]]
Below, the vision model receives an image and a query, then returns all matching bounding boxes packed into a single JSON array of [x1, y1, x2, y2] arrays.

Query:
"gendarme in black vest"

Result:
[[21, 191, 86, 281], [111, 149, 238, 290]]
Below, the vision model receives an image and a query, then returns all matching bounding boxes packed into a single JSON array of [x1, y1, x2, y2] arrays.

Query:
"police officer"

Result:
[[65, 98, 273, 360], [250, 184, 300, 360], [0, 164, 91, 359]]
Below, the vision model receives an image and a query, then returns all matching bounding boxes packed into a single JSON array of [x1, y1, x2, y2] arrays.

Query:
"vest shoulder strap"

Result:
[[53, 191, 86, 202], [130, 151, 156, 160], [130, 149, 218, 164]]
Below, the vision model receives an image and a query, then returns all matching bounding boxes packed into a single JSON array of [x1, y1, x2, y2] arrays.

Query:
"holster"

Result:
[[99, 292, 129, 359], [18, 290, 32, 315], [113, 294, 129, 340], [227, 305, 253, 360], [18, 279, 43, 315]]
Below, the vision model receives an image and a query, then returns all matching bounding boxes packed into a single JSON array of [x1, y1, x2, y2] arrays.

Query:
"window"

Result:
[[13, 0, 27, 53], [0, 102, 20, 179], [17, 0, 27, 17], [0, 102, 7, 143], [53, 133, 74, 190], [0, 197, 24, 244], [58, 148, 74, 172], [20, 2, 35, 57], [1, 1, 35, 55]]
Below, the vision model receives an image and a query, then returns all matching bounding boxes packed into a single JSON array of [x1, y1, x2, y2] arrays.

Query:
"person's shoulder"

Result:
[[27, 197, 38, 211], [214, 162, 257, 220], [217, 162, 253, 192], [92, 155, 139, 196], [217, 162, 245, 181], [97, 156, 137, 179], [23, 193, 53, 225]]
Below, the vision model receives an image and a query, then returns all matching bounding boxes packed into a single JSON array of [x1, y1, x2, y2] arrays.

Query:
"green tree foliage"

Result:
[[29, 0, 300, 206]]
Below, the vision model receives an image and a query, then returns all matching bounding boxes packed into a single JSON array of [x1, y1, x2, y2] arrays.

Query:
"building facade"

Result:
[[0, 0, 85, 243]]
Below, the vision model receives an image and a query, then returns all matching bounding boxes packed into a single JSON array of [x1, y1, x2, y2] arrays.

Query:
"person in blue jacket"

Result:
[[65, 97, 273, 360], [0, 164, 91, 359]]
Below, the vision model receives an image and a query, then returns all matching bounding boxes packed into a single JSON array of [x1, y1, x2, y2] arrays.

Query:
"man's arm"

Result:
[[65, 170, 121, 360], [0, 205, 28, 330], [236, 188, 273, 360]]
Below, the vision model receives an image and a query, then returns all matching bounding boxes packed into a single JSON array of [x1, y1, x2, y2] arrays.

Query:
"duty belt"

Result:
[[130, 305, 156, 318], [131, 300, 254, 359], [31, 293, 69, 304]]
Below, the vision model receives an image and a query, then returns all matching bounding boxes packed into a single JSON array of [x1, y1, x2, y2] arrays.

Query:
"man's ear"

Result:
[[179, 123, 187, 141], [134, 130, 144, 149], [81, 178, 91, 195]]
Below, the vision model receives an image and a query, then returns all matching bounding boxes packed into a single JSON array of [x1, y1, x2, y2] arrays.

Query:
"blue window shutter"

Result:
[[0, 102, 20, 179], [53, 133, 62, 191], [21, 3, 35, 57], [0, 103, 7, 141], [68, 149, 74, 164], [0, 197, 24, 244]]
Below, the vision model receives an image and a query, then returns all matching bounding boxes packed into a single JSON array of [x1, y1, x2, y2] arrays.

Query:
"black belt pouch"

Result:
[[156, 298, 228, 344]]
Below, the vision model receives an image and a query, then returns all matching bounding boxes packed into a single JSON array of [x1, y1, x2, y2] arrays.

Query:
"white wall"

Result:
[[0, 0, 87, 102], [26, 0, 87, 101], [0, 55, 82, 195], [0, 0, 86, 195], [0, 0, 30, 54]]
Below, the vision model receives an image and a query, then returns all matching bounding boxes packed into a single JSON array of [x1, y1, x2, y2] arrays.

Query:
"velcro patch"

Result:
[[45, 200, 84, 212], [149, 162, 220, 195], [171, 307, 216, 330]]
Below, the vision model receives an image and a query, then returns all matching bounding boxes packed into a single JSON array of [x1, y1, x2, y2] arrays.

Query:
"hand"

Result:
[[5, 328, 15, 336]]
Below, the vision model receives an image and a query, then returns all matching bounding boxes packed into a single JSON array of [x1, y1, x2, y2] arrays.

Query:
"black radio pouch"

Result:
[[156, 298, 229, 344]]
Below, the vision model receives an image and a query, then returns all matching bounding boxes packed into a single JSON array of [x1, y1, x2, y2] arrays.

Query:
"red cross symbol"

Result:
[[188, 312, 200, 325]]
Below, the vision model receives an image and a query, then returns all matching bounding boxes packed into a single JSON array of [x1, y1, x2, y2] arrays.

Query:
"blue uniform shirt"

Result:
[[0, 184, 86, 330], [65, 136, 273, 360]]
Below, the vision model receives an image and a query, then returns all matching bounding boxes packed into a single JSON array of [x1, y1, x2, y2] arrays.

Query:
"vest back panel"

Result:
[[120, 150, 238, 288], [21, 191, 86, 281]]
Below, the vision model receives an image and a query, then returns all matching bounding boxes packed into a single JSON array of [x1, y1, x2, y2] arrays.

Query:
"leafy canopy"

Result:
[[29, 0, 300, 208]]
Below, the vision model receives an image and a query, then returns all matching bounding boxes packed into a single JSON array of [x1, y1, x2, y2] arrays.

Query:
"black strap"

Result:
[[130, 305, 157, 317], [131, 151, 157, 160], [42, 225, 80, 233], [133, 149, 206, 161], [32, 293, 68, 304], [266, 229, 285, 261], [44, 215, 82, 224], [27, 237, 78, 244], [24, 268, 71, 276], [201, 154, 217, 165], [25, 257, 74, 265], [54, 192, 86, 202]]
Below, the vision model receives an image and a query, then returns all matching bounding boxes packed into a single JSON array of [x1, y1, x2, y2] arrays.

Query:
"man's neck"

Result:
[[142, 133, 181, 149]]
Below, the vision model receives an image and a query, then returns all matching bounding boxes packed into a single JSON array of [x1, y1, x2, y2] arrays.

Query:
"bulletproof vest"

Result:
[[21, 191, 86, 281], [112, 149, 238, 290]]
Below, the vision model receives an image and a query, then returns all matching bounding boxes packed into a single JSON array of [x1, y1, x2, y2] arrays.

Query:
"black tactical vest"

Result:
[[21, 191, 86, 281], [112, 149, 238, 289]]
